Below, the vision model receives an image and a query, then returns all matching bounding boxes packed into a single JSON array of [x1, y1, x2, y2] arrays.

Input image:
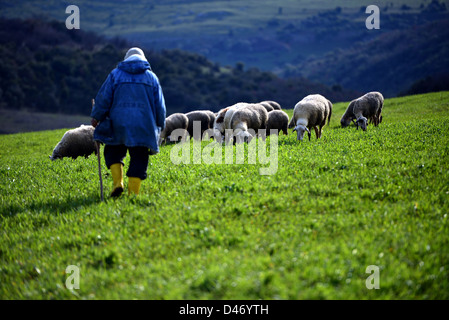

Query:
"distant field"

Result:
[[0, 0, 433, 35], [0, 92, 448, 300]]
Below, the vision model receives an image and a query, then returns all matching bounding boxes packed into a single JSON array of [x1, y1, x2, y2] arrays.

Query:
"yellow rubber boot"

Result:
[[110, 163, 124, 197], [128, 177, 142, 196]]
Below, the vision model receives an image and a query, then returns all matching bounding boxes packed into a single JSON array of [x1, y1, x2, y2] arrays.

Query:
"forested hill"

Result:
[[0, 18, 359, 117], [287, 18, 449, 97]]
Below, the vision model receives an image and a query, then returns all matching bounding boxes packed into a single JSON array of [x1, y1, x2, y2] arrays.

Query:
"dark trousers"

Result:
[[104, 145, 149, 180]]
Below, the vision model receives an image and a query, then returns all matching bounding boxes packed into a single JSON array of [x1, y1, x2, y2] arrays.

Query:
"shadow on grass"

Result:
[[1, 191, 159, 218], [1, 192, 103, 218]]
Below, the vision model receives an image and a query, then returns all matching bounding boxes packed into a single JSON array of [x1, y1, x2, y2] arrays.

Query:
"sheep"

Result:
[[266, 110, 289, 136], [185, 110, 215, 140], [204, 110, 216, 134], [159, 113, 189, 145], [50, 125, 97, 160], [260, 100, 282, 110], [213, 102, 248, 141], [340, 92, 384, 131], [288, 94, 332, 141], [259, 101, 274, 112], [229, 103, 268, 143], [201, 109, 216, 139]]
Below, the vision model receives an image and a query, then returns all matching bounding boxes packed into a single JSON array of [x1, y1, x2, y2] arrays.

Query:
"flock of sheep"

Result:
[[159, 91, 384, 146], [49, 91, 384, 160]]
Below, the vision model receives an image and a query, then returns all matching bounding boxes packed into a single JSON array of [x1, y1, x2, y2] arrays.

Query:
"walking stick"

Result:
[[92, 99, 104, 201]]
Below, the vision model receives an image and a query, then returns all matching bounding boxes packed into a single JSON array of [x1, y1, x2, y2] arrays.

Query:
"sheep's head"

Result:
[[356, 116, 368, 131], [234, 130, 253, 144], [340, 116, 353, 128], [158, 132, 166, 146], [293, 125, 310, 141], [213, 111, 226, 138], [211, 128, 224, 143], [49, 143, 63, 160]]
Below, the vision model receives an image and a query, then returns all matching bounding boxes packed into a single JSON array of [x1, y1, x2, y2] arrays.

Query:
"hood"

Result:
[[117, 58, 152, 74]]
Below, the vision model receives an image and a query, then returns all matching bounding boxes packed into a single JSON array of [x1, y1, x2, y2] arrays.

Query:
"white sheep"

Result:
[[213, 102, 248, 142], [288, 94, 332, 141], [159, 113, 189, 145], [50, 125, 97, 160], [341, 92, 384, 131], [229, 103, 268, 143]]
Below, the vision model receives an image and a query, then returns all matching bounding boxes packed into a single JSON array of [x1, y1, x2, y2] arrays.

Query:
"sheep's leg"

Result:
[[314, 127, 319, 139]]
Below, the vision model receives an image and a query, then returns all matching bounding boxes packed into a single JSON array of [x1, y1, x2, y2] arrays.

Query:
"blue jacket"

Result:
[[91, 57, 166, 152]]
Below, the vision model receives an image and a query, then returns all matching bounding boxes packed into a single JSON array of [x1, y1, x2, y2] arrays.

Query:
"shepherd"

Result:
[[91, 47, 166, 197]]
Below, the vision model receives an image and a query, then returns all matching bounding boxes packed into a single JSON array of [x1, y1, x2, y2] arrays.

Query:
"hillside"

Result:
[[1, 0, 448, 97], [0, 17, 359, 126], [287, 19, 449, 97], [1, 92, 448, 300]]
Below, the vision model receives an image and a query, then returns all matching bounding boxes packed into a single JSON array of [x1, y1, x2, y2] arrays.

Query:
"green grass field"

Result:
[[1, 91, 449, 299]]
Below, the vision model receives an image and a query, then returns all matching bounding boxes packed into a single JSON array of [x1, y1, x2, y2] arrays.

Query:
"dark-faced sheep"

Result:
[[341, 92, 384, 131], [159, 113, 189, 145], [266, 110, 289, 136], [50, 125, 97, 160], [288, 94, 332, 141]]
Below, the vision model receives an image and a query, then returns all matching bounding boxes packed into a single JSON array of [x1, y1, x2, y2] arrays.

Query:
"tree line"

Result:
[[0, 18, 359, 116]]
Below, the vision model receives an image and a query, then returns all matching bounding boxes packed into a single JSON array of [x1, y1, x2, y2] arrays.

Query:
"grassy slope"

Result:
[[0, 92, 448, 299]]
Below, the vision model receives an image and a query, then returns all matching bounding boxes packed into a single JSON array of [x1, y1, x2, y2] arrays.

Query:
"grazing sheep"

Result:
[[186, 110, 215, 140], [159, 113, 189, 145], [204, 110, 216, 132], [341, 92, 384, 131], [50, 125, 97, 160], [266, 110, 289, 136], [230, 103, 269, 143], [260, 100, 282, 110], [213, 102, 248, 141], [212, 107, 229, 139], [259, 101, 274, 112], [288, 94, 332, 141]]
